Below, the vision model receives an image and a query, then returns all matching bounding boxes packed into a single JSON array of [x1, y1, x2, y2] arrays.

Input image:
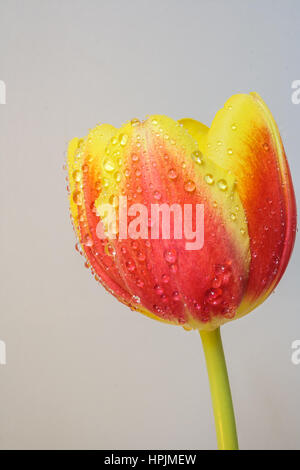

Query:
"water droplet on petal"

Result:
[[114, 171, 121, 183], [172, 291, 180, 301], [170, 264, 178, 273], [217, 179, 227, 191], [120, 134, 128, 146], [192, 150, 203, 165], [72, 190, 82, 205], [164, 249, 177, 263], [83, 234, 93, 247], [168, 168, 178, 180], [126, 259, 136, 272], [154, 284, 164, 295], [130, 118, 140, 127], [205, 287, 223, 305], [136, 279, 144, 288], [205, 174, 214, 185], [103, 159, 115, 172], [95, 180, 101, 191], [137, 251, 146, 262], [212, 276, 222, 288], [184, 180, 196, 192], [72, 170, 81, 182]]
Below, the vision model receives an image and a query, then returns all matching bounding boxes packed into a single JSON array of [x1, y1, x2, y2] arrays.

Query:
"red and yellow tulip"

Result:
[[67, 92, 296, 331]]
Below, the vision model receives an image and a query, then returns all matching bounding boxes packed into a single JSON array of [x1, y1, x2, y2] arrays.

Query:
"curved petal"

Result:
[[67, 124, 134, 305], [96, 116, 250, 330], [204, 93, 297, 316], [178, 118, 209, 153]]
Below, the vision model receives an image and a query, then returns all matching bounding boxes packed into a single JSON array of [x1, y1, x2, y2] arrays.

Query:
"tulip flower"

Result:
[[67, 93, 296, 450]]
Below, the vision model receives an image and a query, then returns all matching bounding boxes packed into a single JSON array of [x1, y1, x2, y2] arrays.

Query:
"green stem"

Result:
[[200, 327, 239, 450]]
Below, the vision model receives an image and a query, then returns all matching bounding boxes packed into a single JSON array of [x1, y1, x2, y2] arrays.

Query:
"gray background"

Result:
[[0, 0, 299, 450]]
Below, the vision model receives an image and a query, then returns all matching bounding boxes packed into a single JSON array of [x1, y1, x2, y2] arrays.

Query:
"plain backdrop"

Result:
[[0, 0, 299, 450]]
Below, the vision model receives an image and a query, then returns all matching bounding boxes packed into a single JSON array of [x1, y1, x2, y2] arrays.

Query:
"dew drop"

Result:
[[168, 168, 178, 180], [109, 194, 119, 207], [72, 170, 81, 182], [172, 291, 180, 301], [114, 171, 121, 183], [126, 259, 136, 272], [102, 178, 109, 188], [164, 249, 177, 263], [135, 251, 145, 263], [205, 174, 214, 185], [184, 180, 196, 192], [136, 279, 144, 288], [205, 287, 223, 305], [104, 243, 115, 256], [72, 190, 82, 205], [83, 234, 93, 247], [217, 179, 228, 191], [75, 242, 82, 254], [103, 159, 115, 172], [130, 118, 140, 127], [120, 134, 128, 146], [154, 284, 164, 295], [212, 276, 222, 288], [192, 150, 203, 165], [95, 180, 101, 191], [170, 264, 178, 273]]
